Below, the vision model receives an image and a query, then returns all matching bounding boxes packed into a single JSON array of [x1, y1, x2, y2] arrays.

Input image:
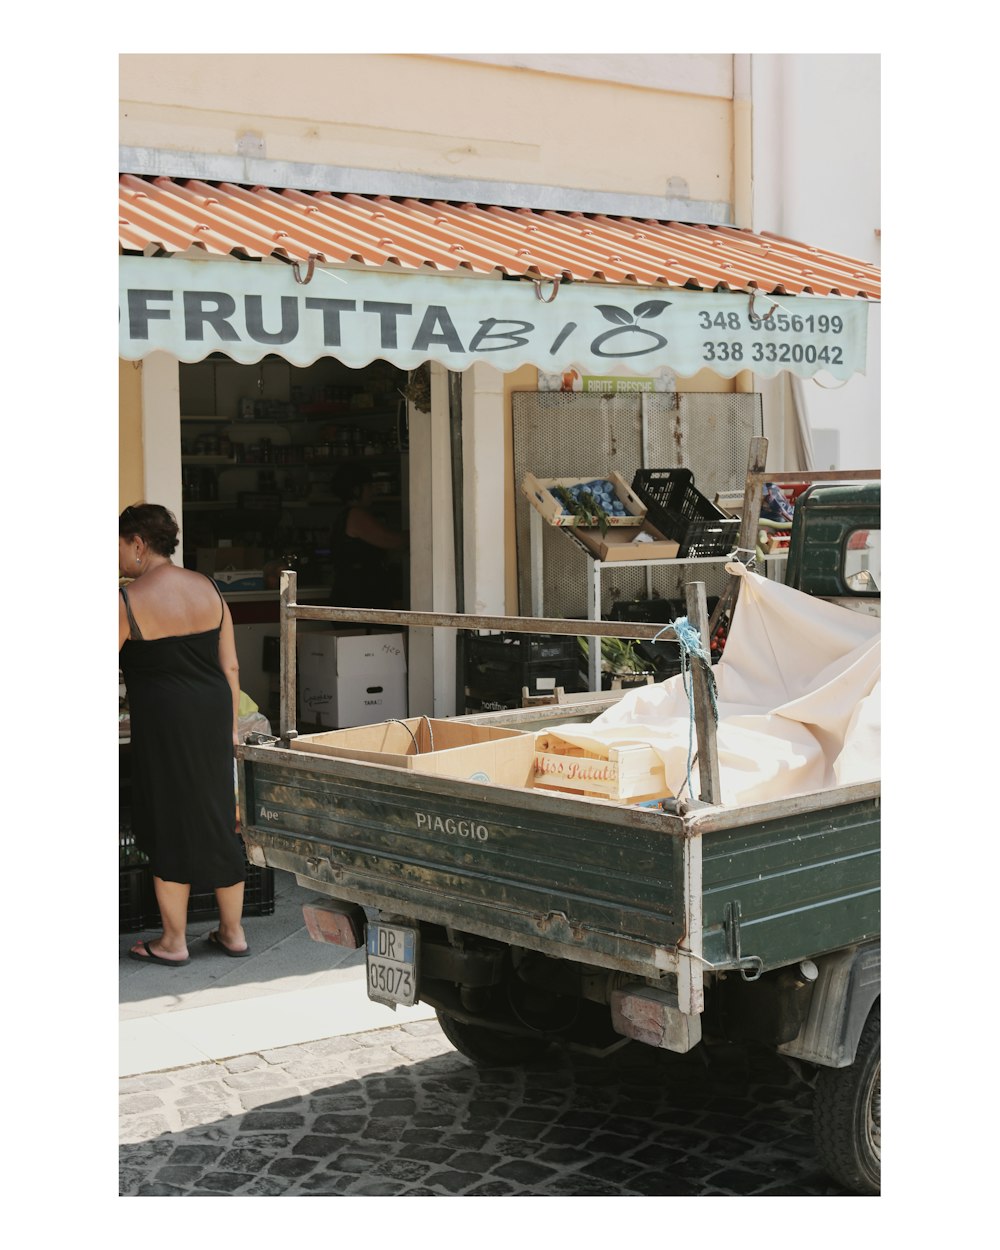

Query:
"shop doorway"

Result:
[[178, 354, 409, 600], [177, 355, 410, 721]]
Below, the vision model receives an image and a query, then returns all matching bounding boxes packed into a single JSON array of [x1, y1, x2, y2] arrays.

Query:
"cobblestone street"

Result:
[[120, 1018, 856, 1196]]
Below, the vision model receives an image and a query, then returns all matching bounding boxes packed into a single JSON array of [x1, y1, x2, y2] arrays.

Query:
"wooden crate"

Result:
[[521, 471, 646, 527], [532, 733, 671, 804]]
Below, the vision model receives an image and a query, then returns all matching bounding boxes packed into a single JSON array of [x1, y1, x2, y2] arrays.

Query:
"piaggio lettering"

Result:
[[415, 812, 490, 841]]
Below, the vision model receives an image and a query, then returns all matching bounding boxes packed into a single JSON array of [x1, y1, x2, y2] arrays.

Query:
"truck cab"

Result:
[[785, 481, 881, 616]]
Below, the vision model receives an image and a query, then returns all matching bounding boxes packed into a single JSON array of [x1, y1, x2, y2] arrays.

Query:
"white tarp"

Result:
[[542, 565, 880, 807]]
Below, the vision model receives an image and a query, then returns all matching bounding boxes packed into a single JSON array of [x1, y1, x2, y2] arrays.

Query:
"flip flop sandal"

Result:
[[128, 940, 190, 967], [207, 930, 251, 958]]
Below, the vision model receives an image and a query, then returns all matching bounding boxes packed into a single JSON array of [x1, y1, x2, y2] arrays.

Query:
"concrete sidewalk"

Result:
[[119, 872, 436, 1077]]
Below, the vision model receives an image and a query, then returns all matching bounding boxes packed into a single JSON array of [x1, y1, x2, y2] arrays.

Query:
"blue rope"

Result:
[[655, 617, 719, 799]]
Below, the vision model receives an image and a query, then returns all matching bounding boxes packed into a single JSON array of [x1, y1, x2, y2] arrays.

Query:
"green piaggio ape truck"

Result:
[[238, 456, 881, 1195]]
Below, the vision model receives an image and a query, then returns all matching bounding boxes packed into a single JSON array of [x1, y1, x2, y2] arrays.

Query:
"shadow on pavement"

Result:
[[120, 1027, 855, 1197]]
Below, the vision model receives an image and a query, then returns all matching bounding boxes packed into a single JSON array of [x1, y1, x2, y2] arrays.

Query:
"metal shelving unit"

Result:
[[527, 508, 736, 691]]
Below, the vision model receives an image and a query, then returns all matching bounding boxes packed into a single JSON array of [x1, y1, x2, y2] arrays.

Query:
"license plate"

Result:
[[366, 922, 418, 1007]]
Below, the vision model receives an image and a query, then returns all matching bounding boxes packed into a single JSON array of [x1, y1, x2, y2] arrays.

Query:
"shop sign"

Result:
[[539, 369, 676, 393], [119, 255, 869, 380]]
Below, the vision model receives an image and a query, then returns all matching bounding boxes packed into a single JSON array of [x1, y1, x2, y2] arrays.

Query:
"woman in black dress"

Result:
[[119, 504, 248, 966]]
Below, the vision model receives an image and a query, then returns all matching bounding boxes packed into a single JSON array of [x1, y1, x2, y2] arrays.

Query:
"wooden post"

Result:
[[709, 435, 769, 637], [685, 580, 721, 805], [737, 435, 769, 559], [279, 569, 298, 744]]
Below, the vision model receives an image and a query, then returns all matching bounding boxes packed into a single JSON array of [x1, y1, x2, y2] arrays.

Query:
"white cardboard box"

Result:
[[298, 631, 407, 728], [299, 630, 407, 676]]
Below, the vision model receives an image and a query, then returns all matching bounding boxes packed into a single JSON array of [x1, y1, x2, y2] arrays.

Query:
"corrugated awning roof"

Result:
[[119, 174, 880, 301]]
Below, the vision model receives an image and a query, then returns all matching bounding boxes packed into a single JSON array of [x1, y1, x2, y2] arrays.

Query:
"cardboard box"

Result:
[[212, 569, 266, 591], [291, 717, 536, 787], [298, 630, 408, 728], [521, 471, 646, 528], [532, 733, 671, 803], [299, 630, 407, 675], [301, 671, 408, 729], [574, 521, 680, 562]]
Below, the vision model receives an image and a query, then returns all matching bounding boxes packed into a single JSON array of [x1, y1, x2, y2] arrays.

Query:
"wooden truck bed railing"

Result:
[[276, 577, 723, 804]]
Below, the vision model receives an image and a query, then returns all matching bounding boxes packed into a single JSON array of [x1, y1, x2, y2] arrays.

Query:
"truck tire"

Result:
[[435, 1010, 550, 1066], [813, 999, 880, 1195]]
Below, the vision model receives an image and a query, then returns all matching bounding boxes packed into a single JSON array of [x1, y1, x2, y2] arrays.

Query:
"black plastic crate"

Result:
[[466, 660, 582, 703], [609, 594, 720, 624], [607, 597, 722, 678], [465, 632, 583, 703], [467, 631, 578, 665], [119, 862, 276, 933], [631, 469, 740, 558], [120, 865, 154, 932], [609, 596, 687, 624], [188, 864, 276, 923]]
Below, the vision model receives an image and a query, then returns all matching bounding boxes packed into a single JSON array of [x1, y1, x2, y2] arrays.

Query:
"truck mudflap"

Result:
[[777, 942, 881, 1068], [610, 984, 703, 1053]]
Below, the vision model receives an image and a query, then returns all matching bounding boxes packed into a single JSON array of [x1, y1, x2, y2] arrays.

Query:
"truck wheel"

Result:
[[813, 999, 880, 1195], [435, 1010, 550, 1065]]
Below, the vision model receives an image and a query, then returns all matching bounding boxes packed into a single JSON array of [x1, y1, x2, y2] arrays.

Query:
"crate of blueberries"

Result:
[[521, 471, 646, 529]]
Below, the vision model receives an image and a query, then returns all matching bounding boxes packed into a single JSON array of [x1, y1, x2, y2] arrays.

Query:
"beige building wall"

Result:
[[119, 359, 144, 510], [120, 53, 734, 209]]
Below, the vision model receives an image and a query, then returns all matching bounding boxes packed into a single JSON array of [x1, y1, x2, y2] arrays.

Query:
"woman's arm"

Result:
[[217, 601, 242, 746], [345, 506, 407, 551]]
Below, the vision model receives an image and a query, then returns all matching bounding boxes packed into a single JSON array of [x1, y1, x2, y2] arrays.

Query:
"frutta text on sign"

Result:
[[120, 256, 869, 380]]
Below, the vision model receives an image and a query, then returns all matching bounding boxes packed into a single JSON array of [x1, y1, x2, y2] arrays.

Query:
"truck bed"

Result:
[[239, 741, 880, 984]]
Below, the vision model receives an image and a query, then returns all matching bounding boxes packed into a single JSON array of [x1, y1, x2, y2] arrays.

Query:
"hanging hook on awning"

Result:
[[291, 255, 318, 285], [533, 277, 561, 303], [747, 289, 778, 321]]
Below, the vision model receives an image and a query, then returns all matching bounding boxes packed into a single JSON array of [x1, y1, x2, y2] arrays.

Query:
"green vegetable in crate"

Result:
[[555, 485, 612, 535], [578, 635, 649, 673]]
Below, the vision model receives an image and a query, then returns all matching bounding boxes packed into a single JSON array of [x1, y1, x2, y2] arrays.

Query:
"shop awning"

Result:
[[119, 175, 880, 380]]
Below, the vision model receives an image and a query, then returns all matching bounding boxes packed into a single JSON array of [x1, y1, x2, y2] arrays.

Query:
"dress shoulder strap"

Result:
[[203, 571, 226, 628], [119, 585, 144, 641]]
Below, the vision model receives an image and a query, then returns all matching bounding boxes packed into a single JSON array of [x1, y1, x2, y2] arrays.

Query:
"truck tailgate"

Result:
[[239, 741, 694, 978]]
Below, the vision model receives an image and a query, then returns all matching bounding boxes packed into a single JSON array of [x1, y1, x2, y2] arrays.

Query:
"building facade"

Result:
[[119, 53, 880, 718]]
